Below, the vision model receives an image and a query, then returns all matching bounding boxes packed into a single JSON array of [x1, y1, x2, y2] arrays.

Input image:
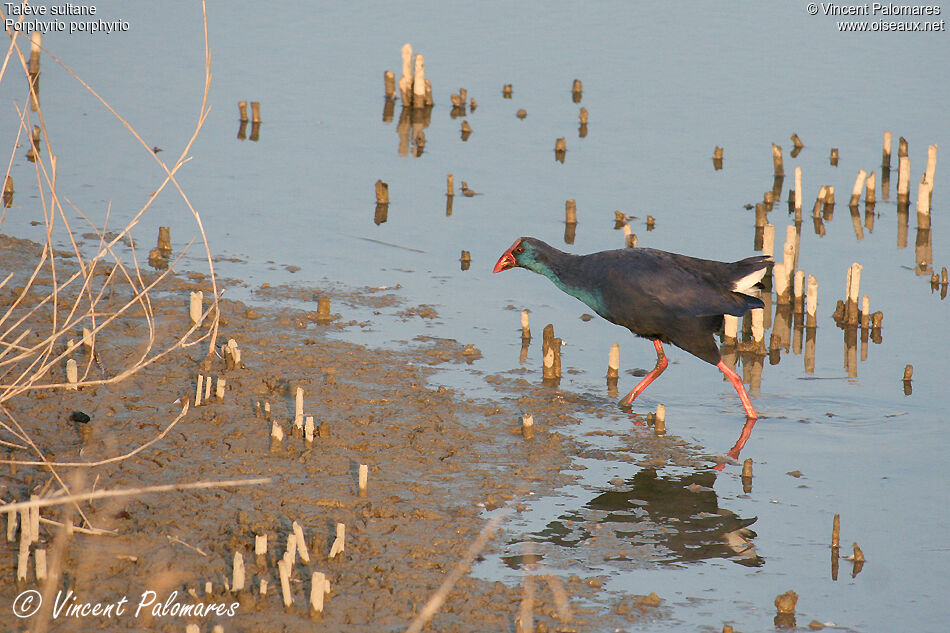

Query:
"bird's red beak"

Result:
[[493, 239, 521, 273]]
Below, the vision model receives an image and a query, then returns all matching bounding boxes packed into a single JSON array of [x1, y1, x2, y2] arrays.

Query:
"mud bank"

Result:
[[0, 234, 681, 632]]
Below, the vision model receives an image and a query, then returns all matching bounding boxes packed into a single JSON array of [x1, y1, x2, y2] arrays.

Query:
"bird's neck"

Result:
[[529, 249, 606, 315]]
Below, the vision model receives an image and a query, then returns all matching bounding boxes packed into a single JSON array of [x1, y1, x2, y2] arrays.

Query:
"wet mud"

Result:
[[0, 234, 697, 632]]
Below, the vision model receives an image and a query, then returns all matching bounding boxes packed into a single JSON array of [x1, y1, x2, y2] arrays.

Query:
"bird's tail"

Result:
[[731, 256, 771, 295]]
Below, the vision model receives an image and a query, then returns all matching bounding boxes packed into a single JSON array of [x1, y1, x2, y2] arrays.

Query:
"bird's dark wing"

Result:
[[572, 248, 765, 321]]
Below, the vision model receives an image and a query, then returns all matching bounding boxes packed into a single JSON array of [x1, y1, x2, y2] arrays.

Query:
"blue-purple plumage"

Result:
[[498, 237, 769, 365]]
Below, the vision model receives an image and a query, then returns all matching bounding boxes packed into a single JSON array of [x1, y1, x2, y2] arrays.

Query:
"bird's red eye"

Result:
[[513, 247, 524, 254]]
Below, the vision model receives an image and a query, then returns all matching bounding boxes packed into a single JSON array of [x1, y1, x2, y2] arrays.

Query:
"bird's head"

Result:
[[493, 237, 547, 273]]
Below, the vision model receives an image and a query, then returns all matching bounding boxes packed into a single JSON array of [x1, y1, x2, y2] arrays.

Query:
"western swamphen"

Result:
[[493, 237, 769, 419]]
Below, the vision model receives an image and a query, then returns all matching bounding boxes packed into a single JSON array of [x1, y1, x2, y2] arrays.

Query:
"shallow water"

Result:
[[2, 2, 948, 630]]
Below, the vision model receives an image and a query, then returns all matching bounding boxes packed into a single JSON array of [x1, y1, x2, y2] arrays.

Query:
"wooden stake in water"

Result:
[[412, 53, 427, 109], [806, 274, 818, 328], [572, 79, 582, 102], [305, 416, 315, 444], [189, 291, 204, 327], [34, 548, 46, 582], [832, 514, 841, 548], [329, 523, 345, 559], [742, 458, 753, 478], [255, 533, 267, 558], [216, 377, 226, 401], [916, 177, 932, 227], [521, 310, 530, 340], [66, 359, 78, 390], [271, 420, 284, 450], [28, 31, 42, 74], [358, 464, 368, 496], [623, 225, 637, 248], [852, 542, 865, 563], [542, 324, 559, 380], [399, 43, 413, 106], [232, 552, 246, 592], [860, 295, 870, 329], [751, 308, 764, 345], [383, 70, 396, 100], [773, 263, 789, 304], [2, 176, 13, 208], [17, 512, 29, 581], [375, 180, 389, 204], [882, 131, 892, 168], [285, 533, 298, 567], [771, 143, 784, 177], [925, 144, 938, 194], [830, 148, 839, 166], [723, 315, 739, 346], [845, 263, 863, 325], [278, 559, 293, 607], [195, 374, 204, 407], [311, 571, 326, 615], [794, 166, 802, 213], [786, 224, 800, 272], [793, 270, 805, 314], [850, 170, 867, 207], [446, 173, 454, 197], [762, 224, 775, 258], [565, 199, 577, 224], [654, 404, 666, 435], [295, 387, 304, 431], [607, 344, 620, 379], [866, 171, 876, 205], [898, 155, 911, 203], [6, 510, 16, 542], [250, 102, 261, 124], [293, 521, 311, 563], [522, 413, 535, 440], [238, 101, 248, 122]]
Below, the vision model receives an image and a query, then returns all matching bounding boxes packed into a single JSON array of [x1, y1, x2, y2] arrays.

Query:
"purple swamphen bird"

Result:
[[493, 237, 769, 419]]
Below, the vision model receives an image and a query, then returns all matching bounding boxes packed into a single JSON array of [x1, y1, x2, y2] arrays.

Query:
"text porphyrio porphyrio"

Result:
[[493, 237, 769, 419]]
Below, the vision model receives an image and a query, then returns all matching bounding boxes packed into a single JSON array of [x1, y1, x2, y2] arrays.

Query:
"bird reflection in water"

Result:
[[504, 468, 762, 569]]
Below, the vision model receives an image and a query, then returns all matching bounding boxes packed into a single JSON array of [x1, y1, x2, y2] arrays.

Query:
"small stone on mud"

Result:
[[246, 308, 261, 319], [580, 313, 594, 321], [808, 620, 825, 630], [786, 470, 804, 478], [69, 410, 90, 424]]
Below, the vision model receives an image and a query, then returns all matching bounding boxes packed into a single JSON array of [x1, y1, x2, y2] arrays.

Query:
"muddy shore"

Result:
[[0, 234, 690, 632]]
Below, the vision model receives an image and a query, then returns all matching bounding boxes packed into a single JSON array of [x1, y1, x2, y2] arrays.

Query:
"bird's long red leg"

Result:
[[716, 361, 758, 419], [618, 339, 667, 408]]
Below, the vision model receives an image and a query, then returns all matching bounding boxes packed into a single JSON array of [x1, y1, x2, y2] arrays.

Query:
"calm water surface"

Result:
[[2, 2, 948, 630]]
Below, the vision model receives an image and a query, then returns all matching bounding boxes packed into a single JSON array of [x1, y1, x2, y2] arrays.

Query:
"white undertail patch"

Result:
[[733, 266, 767, 293]]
